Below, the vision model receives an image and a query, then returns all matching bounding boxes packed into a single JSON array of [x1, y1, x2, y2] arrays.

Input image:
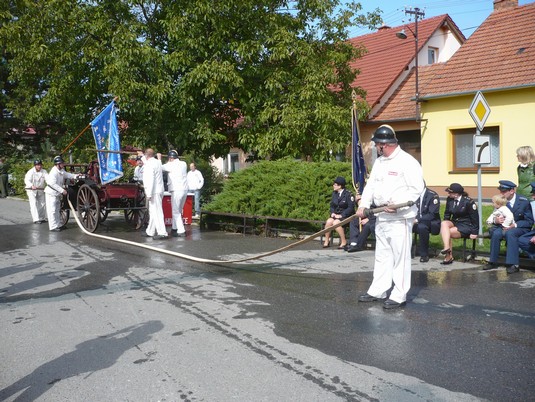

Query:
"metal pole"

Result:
[[476, 128, 483, 245], [404, 7, 425, 121]]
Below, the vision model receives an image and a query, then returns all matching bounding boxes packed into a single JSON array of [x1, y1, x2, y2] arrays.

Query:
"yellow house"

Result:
[[419, 0, 535, 198]]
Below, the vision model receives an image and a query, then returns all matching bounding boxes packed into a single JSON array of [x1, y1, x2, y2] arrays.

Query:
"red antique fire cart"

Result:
[[60, 160, 147, 232]]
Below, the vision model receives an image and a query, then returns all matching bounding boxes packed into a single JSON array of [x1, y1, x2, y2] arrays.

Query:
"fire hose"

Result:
[[68, 199, 414, 264]]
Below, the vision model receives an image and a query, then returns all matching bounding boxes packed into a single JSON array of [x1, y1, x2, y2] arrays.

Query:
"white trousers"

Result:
[[45, 193, 62, 230], [367, 218, 414, 303], [171, 190, 188, 233], [27, 190, 46, 222], [146, 193, 167, 236]]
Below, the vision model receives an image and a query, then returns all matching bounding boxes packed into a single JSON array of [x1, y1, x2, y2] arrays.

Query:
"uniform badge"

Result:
[[351, 196, 355, 202], [433, 199, 438, 204], [472, 203, 477, 210]]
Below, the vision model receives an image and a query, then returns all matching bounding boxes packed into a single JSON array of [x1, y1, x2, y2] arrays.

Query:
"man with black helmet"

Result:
[[44, 155, 78, 231], [161, 150, 188, 237], [356, 125, 424, 310], [24, 159, 48, 223]]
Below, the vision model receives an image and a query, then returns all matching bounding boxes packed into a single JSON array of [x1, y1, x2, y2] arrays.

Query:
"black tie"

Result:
[[453, 200, 458, 209]]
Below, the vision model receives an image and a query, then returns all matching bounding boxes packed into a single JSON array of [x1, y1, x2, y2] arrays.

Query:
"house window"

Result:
[[428, 47, 438, 64], [451, 127, 500, 173], [229, 153, 240, 173]]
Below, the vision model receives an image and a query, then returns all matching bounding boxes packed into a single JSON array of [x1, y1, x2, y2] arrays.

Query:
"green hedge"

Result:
[[204, 159, 354, 221]]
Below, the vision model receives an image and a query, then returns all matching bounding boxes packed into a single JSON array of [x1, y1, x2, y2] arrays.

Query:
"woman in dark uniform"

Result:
[[439, 183, 479, 264], [322, 176, 355, 249]]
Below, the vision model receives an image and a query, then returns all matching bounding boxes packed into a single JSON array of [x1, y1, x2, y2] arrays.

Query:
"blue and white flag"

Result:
[[351, 107, 366, 195], [91, 100, 123, 184]]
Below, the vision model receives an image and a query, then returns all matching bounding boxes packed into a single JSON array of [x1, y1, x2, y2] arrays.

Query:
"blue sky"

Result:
[[347, 0, 534, 38]]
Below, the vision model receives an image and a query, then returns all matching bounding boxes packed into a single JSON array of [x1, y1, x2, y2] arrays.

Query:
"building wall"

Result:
[[420, 87, 535, 198]]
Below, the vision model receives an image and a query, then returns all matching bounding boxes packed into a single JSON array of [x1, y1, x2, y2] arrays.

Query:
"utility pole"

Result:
[[403, 7, 425, 121]]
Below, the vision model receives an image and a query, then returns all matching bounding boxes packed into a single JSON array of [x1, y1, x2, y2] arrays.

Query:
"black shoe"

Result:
[[50, 228, 62, 232], [153, 235, 169, 240], [440, 257, 454, 265], [34, 221, 42, 224], [419, 256, 429, 263], [506, 265, 520, 274], [383, 299, 406, 310], [170, 229, 179, 237], [482, 262, 499, 271], [347, 245, 363, 253], [358, 293, 382, 302]]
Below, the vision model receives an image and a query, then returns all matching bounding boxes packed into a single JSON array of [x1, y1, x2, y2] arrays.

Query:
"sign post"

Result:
[[469, 91, 491, 245]]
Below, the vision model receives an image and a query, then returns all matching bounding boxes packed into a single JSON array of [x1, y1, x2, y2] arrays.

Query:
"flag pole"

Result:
[[351, 90, 358, 195], [60, 97, 120, 155]]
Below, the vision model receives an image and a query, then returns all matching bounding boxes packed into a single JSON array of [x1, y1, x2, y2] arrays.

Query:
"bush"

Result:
[[204, 159, 354, 221]]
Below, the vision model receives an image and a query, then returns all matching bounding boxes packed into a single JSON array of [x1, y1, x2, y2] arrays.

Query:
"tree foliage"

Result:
[[1, 1, 379, 161]]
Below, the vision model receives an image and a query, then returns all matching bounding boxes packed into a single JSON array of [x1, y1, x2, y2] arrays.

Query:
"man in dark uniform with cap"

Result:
[[413, 185, 441, 262], [518, 181, 535, 259], [485, 180, 534, 273]]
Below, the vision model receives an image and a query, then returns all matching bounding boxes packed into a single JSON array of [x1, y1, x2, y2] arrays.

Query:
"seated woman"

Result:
[[323, 176, 355, 249], [439, 183, 479, 264]]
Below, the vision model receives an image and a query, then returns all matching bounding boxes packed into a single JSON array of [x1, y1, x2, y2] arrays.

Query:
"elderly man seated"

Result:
[[485, 180, 534, 273]]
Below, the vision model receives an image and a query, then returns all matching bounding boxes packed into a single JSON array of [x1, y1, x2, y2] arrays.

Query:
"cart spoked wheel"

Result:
[[76, 184, 100, 232], [59, 196, 70, 228], [60, 209, 70, 228], [124, 191, 148, 230]]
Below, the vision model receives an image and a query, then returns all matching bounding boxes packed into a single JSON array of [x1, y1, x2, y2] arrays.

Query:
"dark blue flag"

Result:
[[351, 107, 366, 194], [91, 100, 123, 184]]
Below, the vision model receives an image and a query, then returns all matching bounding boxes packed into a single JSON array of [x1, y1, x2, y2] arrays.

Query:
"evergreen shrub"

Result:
[[204, 158, 354, 221]]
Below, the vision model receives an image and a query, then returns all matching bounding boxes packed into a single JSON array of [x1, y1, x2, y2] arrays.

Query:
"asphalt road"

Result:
[[1, 197, 534, 401]]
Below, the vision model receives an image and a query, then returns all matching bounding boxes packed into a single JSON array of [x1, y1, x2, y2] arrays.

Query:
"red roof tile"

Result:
[[373, 64, 445, 122], [349, 15, 463, 110], [421, 3, 535, 98]]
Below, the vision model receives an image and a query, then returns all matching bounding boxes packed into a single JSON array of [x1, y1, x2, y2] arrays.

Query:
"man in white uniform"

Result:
[[44, 156, 78, 232], [142, 148, 168, 239], [161, 150, 189, 237], [25, 159, 48, 223], [133, 156, 144, 183], [356, 125, 424, 310], [187, 162, 204, 218]]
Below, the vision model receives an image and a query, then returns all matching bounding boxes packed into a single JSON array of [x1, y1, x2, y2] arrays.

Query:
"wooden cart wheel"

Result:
[[60, 208, 70, 228], [76, 184, 100, 232], [124, 189, 148, 229]]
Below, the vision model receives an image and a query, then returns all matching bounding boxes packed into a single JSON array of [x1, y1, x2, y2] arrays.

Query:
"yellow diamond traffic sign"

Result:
[[469, 91, 491, 131]]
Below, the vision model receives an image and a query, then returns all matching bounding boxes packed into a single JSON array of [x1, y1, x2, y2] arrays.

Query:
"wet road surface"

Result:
[[1, 197, 534, 401]]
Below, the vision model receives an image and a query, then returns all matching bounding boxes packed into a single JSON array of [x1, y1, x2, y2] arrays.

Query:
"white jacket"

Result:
[[486, 206, 515, 228], [359, 146, 424, 221], [25, 167, 48, 190], [142, 157, 164, 197], [44, 166, 76, 196], [187, 169, 204, 191], [162, 159, 188, 192]]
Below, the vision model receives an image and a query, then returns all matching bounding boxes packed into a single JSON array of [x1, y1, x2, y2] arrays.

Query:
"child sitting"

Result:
[[486, 195, 515, 229]]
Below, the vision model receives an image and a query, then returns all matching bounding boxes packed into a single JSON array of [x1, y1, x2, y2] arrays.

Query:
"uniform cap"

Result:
[[497, 180, 517, 190], [445, 183, 464, 193], [168, 150, 179, 159], [333, 176, 346, 186], [34, 159, 42, 165]]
